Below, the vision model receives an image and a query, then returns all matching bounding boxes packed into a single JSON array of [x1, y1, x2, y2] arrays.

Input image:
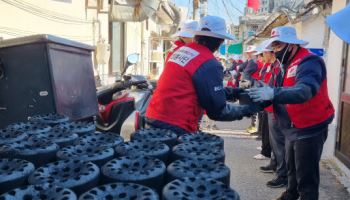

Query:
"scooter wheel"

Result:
[[0, 129, 27, 145], [57, 143, 114, 167], [58, 121, 96, 136], [0, 137, 59, 167], [102, 155, 166, 193], [74, 132, 124, 148], [79, 182, 159, 200], [0, 158, 35, 194], [115, 140, 170, 163], [36, 126, 78, 148], [178, 132, 224, 149], [162, 177, 240, 200], [172, 142, 225, 163], [167, 158, 230, 185], [0, 184, 77, 200], [28, 160, 100, 195], [130, 128, 177, 148], [28, 113, 69, 126]]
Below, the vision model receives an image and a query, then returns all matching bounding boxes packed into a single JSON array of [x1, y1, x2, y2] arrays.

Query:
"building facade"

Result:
[[0, 0, 181, 85]]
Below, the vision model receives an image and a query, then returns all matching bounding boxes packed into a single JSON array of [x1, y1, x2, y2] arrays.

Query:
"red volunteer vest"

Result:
[[165, 40, 185, 62], [282, 48, 334, 128], [264, 60, 279, 113], [251, 61, 264, 80], [146, 42, 214, 132]]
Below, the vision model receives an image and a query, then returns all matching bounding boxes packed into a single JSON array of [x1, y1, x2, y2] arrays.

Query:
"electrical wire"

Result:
[[228, 0, 244, 15], [234, 0, 247, 6], [221, 1, 236, 24], [13, 0, 92, 23], [0, 26, 92, 39], [2, 0, 93, 25], [187, 0, 192, 19], [0, 26, 93, 39], [0, 27, 94, 42], [0, 30, 21, 36]]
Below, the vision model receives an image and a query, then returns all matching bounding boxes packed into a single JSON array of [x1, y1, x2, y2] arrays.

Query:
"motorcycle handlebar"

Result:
[[97, 80, 147, 101]]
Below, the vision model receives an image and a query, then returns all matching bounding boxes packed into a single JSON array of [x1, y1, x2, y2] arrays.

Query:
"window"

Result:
[[86, 0, 98, 8], [110, 22, 125, 74]]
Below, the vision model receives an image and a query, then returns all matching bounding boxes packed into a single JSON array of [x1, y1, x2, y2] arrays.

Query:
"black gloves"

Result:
[[224, 87, 244, 102]]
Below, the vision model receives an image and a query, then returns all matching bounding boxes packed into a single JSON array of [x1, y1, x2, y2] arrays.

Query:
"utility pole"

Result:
[[200, 0, 208, 18], [193, 0, 199, 20]]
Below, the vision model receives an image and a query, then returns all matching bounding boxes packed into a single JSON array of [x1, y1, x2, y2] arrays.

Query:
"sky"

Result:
[[171, 0, 247, 25]]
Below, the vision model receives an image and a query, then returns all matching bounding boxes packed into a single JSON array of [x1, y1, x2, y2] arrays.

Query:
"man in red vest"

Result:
[[146, 15, 260, 136], [248, 26, 334, 200]]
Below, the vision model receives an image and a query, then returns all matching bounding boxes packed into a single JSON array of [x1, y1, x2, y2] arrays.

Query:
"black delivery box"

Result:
[[0, 35, 98, 128]]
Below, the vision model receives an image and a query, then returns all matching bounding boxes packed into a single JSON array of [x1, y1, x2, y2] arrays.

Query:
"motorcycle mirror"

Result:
[[127, 53, 139, 64], [121, 53, 140, 76]]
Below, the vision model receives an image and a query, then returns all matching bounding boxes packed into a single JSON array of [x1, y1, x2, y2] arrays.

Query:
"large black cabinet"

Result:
[[0, 35, 98, 128]]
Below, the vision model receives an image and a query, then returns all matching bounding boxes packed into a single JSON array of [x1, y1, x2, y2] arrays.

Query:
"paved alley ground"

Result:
[[205, 119, 350, 200]]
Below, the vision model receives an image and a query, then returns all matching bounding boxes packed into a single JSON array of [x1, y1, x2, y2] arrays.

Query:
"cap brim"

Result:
[[255, 40, 273, 52], [265, 37, 309, 48], [255, 47, 273, 53], [191, 30, 235, 40], [172, 31, 195, 38], [326, 5, 350, 44], [244, 49, 256, 53]]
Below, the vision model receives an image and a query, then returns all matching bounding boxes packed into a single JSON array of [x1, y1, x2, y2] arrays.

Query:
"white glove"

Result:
[[247, 86, 274, 102]]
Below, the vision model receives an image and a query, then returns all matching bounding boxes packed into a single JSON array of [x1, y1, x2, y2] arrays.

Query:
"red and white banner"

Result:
[[247, 0, 260, 12]]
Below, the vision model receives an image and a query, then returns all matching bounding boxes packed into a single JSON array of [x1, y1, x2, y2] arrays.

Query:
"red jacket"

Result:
[[282, 48, 334, 128], [146, 43, 214, 132]]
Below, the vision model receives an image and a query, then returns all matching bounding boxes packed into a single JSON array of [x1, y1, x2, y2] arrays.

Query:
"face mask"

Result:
[[275, 44, 291, 64]]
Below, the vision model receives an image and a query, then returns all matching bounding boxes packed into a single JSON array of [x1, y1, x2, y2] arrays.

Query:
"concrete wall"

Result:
[[324, 0, 350, 179], [302, 14, 327, 49]]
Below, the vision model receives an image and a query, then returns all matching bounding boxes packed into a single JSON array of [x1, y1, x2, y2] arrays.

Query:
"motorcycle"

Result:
[[95, 54, 154, 138]]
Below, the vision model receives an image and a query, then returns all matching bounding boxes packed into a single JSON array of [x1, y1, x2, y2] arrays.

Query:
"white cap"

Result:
[[326, 4, 350, 44], [244, 45, 256, 53], [255, 40, 273, 53], [264, 26, 308, 48], [232, 55, 240, 60], [191, 15, 235, 40], [173, 20, 199, 38], [253, 51, 263, 56]]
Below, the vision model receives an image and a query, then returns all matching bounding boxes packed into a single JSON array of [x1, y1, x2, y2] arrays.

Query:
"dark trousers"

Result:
[[259, 111, 271, 157], [285, 128, 328, 200], [268, 112, 287, 179], [145, 118, 189, 137]]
